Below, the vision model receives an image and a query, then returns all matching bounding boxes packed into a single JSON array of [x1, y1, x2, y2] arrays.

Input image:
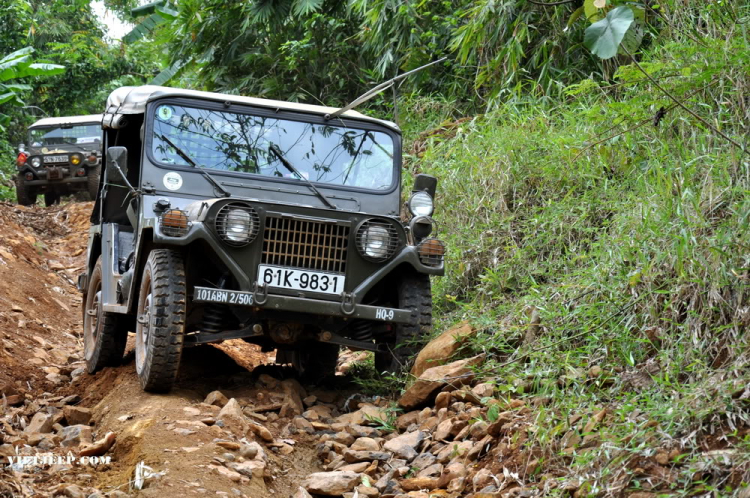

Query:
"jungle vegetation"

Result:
[[0, 1, 747, 494]]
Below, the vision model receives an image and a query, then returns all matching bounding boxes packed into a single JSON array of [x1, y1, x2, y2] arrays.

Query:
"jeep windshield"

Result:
[[29, 124, 101, 147], [150, 103, 395, 191]]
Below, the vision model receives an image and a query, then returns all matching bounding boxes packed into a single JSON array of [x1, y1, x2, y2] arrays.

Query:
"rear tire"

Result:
[[375, 273, 432, 374], [87, 169, 100, 200], [135, 249, 186, 392], [15, 176, 37, 206], [84, 258, 128, 373]]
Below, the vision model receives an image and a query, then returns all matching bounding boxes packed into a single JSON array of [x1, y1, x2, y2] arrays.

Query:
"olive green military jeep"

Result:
[[15, 115, 103, 206], [80, 86, 445, 392]]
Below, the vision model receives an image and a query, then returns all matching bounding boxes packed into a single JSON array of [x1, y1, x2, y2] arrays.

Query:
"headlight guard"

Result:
[[215, 202, 260, 247]]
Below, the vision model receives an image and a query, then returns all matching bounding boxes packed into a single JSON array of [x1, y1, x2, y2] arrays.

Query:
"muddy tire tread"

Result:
[[87, 169, 100, 201], [376, 273, 432, 373], [138, 249, 186, 392], [15, 176, 36, 206], [85, 259, 127, 373]]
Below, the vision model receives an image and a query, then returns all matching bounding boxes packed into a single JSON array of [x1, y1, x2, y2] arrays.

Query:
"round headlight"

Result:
[[225, 209, 252, 242], [30, 156, 42, 168], [356, 220, 398, 261], [216, 203, 260, 247], [408, 191, 434, 217], [70, 153, 82, 165]]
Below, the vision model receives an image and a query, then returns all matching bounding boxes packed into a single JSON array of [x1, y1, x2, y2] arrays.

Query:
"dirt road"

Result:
[[0, 201, 373, 497]]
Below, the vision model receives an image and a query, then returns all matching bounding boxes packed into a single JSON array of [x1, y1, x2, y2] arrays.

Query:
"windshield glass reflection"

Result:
[[151, 104, 395, 191], [29, 124, 101, 147]]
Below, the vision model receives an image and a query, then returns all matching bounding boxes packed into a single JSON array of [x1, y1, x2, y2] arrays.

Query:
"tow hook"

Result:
[[253, 281, 268, 305], [340, 292, 356, 315]]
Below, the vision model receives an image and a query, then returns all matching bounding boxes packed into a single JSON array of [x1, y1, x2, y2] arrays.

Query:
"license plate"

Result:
[[44, 155, 67, 163], [194, 287, 254, 305], [258, 265, 344, 295]]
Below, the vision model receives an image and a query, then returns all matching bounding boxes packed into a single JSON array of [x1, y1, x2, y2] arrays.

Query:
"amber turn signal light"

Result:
[[417, 238, 445, 267], [161, 209, 189, 237]]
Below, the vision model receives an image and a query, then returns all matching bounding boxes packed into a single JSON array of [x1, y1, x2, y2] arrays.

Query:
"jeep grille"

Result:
[[261, 217, 349, 273]]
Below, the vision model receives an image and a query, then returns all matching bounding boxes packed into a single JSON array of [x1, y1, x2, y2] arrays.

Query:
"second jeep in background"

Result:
[[15, 115, 103, 206]]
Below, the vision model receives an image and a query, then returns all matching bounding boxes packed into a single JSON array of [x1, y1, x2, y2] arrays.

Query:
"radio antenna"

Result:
[[324, 57, 447, 121]]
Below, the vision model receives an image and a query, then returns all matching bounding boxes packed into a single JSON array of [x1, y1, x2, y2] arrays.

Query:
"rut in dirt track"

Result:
[[0, 201, 378, 498]]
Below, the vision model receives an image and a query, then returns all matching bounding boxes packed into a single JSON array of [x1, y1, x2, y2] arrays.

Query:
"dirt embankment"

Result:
[[0, 201, 90, 396]]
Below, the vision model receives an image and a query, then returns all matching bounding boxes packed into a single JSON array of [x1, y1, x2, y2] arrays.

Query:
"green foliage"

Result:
[[123, 13, 168, 43], [584, 6, 634, 59], [160, 0, 365, 103], [397, 4, 748, 492], [0, 47, 64, 131]]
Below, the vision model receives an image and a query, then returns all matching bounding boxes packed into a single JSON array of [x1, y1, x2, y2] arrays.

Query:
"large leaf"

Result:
[[24, 63, 66, 77], [123, 13, 167, 43], [583, 0, 602, 22], [1, 83, 32, 92], [0, 47, 34, 65], [0, 92, 17, 105], [156, 4, 179, 19], [292, 0, 324, 16], [584, 6, 635, 59], [149, 60, 185, 86], [0, 55, 32, 81], [567, 6, 585, 28], [131, 1, 166, 17]]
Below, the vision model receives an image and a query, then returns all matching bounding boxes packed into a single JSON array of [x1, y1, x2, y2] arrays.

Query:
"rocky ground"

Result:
[[1, 201, 726, 498], [0, 201, 509, 498]]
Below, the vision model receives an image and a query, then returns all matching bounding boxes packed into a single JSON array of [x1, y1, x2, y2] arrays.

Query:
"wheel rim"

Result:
[[84, 282, 102, 362], [135, 273, 152, 374]]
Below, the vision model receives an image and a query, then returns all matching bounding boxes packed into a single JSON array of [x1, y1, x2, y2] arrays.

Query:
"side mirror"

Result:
[[105, 146, 128, 183]]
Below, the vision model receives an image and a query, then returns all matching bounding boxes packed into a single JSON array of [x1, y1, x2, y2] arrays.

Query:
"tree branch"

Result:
[[622, 45, 747, 155]]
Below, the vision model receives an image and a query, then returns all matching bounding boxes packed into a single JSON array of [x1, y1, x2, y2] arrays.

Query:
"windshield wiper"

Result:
[[268, 144, 337, 210], [158, 134, 230, 197]]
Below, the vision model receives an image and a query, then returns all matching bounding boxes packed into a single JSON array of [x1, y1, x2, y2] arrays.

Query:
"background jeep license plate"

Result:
[[258, 264, 344, 295], [44, 155, 67, 163]]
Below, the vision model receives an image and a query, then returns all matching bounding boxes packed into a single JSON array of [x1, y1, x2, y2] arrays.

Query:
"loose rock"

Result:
[[302, 471, 361, 496], [410, 322, 476, 377], [383, 430, 427, 461], [398, 355, 485, 410], [63, 406, 92, 426], [205, 391, 229, 407]]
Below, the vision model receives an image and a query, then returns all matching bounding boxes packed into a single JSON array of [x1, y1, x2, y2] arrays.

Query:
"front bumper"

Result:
[[193, 285, 414, 324], [18, 165, 92, 186], [24, 176, 88, 186]]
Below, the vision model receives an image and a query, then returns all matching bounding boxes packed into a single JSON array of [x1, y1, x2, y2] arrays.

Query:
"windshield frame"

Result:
[[27, 123, 102, 147], [143, 97, 401, 195]]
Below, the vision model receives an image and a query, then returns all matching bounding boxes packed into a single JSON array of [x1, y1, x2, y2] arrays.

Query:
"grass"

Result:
[[354, 7, 749, 496]]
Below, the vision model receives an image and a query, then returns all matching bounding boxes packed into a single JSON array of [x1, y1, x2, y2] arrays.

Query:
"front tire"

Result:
[[375, 273, 432, 374], [87, 169, 100, 200], [84, 258, 128, 373], [15, 176, 37, 206], [135, 249, 186, 392]]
